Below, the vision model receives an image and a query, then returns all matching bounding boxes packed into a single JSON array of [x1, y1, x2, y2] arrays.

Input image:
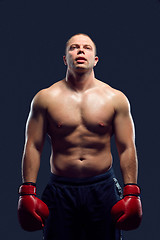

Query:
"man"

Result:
[[18, 33, 142, 240]]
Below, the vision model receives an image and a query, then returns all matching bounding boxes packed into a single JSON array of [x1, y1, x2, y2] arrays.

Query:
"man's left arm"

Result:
[[113, 92, 137, 184], [111, 92, 142, 230]]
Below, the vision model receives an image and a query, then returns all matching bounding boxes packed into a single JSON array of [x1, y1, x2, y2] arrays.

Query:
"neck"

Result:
[[65, 69, 96, 92]]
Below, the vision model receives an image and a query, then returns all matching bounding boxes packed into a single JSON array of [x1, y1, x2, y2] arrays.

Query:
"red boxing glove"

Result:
[[18, 183, 49, 231], [111, 184, 142, 230]]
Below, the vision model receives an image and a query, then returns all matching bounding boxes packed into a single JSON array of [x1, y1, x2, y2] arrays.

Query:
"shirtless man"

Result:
[[18, 33, 142, 240]]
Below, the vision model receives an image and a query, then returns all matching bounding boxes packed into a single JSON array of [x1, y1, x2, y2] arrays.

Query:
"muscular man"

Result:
[[18, 33, 142, 240]]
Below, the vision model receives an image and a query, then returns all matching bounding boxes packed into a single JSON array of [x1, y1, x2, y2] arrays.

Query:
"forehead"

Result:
[[67, 35, 95, 48]]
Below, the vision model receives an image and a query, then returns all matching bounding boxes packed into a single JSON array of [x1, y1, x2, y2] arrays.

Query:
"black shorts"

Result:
[[42, 167, 123, 240]]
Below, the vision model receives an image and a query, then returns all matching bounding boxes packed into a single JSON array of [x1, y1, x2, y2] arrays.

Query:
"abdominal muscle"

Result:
[[50, 144, 113, 178]]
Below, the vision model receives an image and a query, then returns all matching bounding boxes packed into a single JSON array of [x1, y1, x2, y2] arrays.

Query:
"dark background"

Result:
[[0, 0, 160, 239]]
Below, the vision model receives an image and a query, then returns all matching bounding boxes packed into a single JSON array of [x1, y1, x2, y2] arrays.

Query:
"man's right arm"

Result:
[[22, 91, 47, 183], [18, 91, 49, 232]]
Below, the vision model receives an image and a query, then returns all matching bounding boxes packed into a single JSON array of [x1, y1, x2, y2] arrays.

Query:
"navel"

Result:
[[57, 122, 62, 128], [99, 122, 105, 127]]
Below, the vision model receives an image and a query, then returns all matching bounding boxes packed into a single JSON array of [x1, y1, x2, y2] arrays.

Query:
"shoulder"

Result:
[[31, 88, 48, 110], [31, 80, 64, 109], [96, 79, 130, 111], [110, 88, 131, 114]]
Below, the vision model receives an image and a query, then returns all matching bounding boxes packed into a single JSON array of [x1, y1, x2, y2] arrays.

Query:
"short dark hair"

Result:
[[65, 33, 97, 55]]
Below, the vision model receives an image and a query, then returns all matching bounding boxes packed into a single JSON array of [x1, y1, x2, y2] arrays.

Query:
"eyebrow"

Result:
[[69, 44, 93, 49]]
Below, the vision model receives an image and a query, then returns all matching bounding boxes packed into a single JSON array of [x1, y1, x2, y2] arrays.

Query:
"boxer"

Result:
[[18, 33, 142, 239]]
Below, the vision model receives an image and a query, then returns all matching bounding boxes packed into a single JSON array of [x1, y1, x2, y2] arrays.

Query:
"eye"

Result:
[[84, 45, 92, 50], [70, 45, 78, 50]]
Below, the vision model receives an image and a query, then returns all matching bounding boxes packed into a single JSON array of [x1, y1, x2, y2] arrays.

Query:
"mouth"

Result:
[[76, 57, 87, 62]]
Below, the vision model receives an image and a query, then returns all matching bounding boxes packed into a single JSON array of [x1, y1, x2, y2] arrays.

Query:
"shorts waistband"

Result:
[[49, 167, 115, 186]]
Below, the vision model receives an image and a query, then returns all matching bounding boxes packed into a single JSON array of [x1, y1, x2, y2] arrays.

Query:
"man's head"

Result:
[[65, 33, 97, 55], [63, 33, 99, 73]]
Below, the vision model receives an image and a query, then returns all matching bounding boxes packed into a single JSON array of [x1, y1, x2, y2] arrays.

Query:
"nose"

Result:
[[77, 47, 85, 55]]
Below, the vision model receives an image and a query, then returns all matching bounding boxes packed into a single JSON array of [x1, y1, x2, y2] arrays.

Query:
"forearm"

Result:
[[22, 146, 41, 183], [119, 146, 138, 184]]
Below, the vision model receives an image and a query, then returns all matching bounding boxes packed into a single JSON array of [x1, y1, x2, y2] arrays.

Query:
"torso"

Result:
[[44, 79, 118, 178]]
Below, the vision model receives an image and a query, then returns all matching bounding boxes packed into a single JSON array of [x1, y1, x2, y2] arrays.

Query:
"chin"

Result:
[[75, 67, 88, 73], [76, 64, 89, 69]]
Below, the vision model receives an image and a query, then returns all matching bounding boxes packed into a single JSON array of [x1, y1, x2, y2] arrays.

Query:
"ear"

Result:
[[63, 55, 67, 65], [94, 56, 99, 67]]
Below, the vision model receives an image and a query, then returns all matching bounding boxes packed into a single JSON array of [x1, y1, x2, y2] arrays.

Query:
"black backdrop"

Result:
[[0, 0, 160, 239]]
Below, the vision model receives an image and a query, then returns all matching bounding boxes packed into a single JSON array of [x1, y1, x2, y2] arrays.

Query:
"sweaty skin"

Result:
[[22, 34, 138, 184]]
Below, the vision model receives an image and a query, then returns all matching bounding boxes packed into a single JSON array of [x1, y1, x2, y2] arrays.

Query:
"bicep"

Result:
[[113, 96, 135, 152], [25, 98, 47, 152]]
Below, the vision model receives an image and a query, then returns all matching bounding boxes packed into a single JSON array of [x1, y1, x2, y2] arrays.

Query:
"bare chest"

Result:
[[47, 91, 115, 135]]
